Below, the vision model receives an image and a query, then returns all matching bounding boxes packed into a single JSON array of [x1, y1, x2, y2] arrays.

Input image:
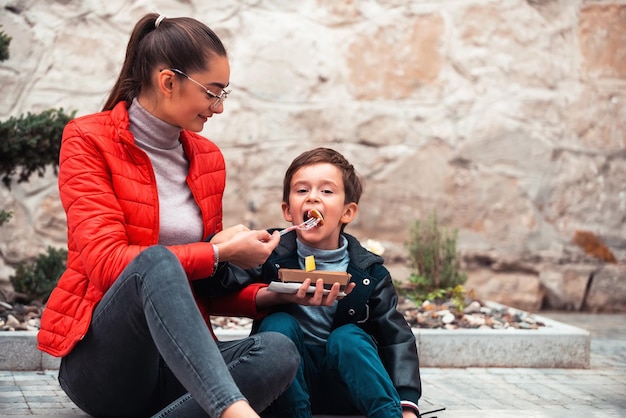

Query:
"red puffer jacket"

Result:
[[38, 102, 260, 357]]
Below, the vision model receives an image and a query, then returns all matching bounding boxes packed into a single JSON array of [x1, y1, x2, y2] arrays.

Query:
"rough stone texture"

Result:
[[464, 268, 544, 312], [0, 0, 625, 310], [540, 264, 596, 311], [0, 332, 46, 371], [584, 264, 626, 312], [416, 324, 590, 368]]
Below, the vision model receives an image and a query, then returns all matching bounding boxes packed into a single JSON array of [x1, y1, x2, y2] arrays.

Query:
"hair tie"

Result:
[[155, 15, 166, 28]]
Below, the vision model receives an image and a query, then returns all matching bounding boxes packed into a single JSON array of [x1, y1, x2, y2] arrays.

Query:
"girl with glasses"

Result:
[[37, 13, 301, 418]]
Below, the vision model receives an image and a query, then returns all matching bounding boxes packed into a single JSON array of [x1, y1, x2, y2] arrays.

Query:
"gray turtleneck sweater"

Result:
[[291, 235, 350, 346], [128, 99, 203, 246]]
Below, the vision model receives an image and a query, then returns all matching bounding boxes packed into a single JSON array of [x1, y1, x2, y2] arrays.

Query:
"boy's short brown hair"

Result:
[[282, 147, 363, 205]]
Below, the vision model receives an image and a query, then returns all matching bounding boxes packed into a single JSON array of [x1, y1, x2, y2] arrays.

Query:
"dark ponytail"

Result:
[[102, 13, 227, 111]]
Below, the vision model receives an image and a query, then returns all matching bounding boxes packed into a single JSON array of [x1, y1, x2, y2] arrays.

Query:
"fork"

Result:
[[279, 217, 320, 236]]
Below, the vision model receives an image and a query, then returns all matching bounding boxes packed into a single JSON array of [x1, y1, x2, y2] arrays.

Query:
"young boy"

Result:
[[220, 147, 422, 418]]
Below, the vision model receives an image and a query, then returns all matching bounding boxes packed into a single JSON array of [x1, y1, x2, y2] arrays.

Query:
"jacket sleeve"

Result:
[[200, 283, 269, 319], [367, 269, 422, 406], [192, 263, 273, 319]]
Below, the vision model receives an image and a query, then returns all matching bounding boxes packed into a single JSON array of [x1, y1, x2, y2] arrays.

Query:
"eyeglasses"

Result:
[[166, 68, 231, 109]]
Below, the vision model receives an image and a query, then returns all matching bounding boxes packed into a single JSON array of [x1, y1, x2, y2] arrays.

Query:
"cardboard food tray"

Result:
[[277, 268, 351, 291]]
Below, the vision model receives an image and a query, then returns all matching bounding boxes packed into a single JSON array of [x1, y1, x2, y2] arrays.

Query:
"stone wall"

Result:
[[1, 0, 625, 311]]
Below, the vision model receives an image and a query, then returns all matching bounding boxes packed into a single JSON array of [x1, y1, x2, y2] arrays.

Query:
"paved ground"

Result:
[[1, 312, 625, 417]]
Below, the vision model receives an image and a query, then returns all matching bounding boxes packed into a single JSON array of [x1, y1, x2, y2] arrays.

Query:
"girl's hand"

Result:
[[210, 224, 250, 244], [216, 229, 280, 269]]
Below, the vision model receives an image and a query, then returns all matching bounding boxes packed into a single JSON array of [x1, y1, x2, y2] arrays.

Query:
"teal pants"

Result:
[[258, 312, 403, 418]]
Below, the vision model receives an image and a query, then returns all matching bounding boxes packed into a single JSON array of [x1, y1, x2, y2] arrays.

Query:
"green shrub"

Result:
[[0, 26, 11, 62], [0, 26, 72, 303], [10, 246, 67, 303], [0, 210, 12, 227], [0, 108, 75, 188], [0, 27, 12, 222], [400, 211, 467, 309]]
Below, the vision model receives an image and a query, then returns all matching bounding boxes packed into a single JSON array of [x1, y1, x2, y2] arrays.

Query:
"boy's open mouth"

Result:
[[303, 209, 324, 226]]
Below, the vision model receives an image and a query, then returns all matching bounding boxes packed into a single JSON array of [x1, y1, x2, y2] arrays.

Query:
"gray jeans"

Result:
[[58, 245, 299, 417]]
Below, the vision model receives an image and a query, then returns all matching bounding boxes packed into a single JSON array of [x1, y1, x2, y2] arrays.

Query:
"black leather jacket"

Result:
[[219, 231, 422, 405]]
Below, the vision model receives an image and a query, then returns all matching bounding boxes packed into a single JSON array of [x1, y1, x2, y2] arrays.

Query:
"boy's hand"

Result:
[[293, 279, 355, 306], [255, 278, 356, 309]]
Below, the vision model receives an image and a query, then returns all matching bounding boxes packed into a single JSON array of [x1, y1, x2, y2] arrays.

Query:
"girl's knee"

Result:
[[138, 246, 183, 277], [262, 331, 300, 370], [141, 245, 178, 265]]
